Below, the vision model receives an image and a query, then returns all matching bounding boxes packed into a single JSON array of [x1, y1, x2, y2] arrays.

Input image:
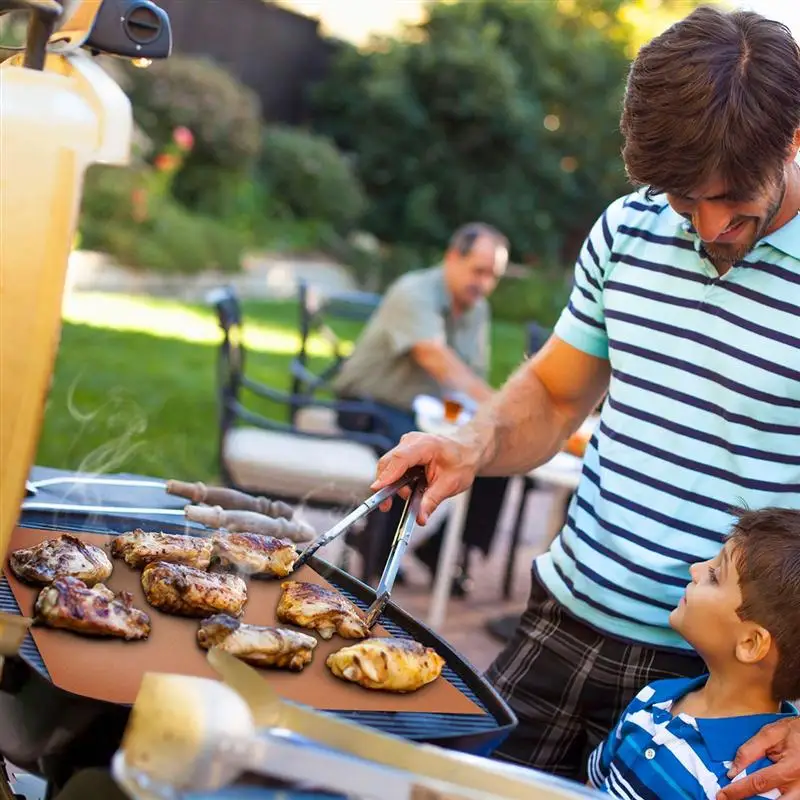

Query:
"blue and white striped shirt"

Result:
[[536, 189, 800, 650], [588, 676, 799, 799]]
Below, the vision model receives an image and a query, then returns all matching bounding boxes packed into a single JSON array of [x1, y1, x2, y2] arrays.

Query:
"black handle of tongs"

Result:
[[294, 467, 426, 569], [364, 476, 426, 628]]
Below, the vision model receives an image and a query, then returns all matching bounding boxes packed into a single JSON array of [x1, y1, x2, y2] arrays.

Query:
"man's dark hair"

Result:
[[620, 6, 800, 200], [729, 507, 800, 701], [448, 222, 509, 257]]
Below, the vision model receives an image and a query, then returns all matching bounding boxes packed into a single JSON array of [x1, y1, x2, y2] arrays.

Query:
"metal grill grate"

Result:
[[5, 517, 512, 750]]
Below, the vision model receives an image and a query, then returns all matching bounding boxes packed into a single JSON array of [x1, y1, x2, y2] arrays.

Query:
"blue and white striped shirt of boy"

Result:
[[588, 676, 798, 800]]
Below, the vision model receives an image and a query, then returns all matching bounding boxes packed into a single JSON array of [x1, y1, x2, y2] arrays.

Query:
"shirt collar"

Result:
[[643, 675, 799, 764], [760, 213, 800, 260]]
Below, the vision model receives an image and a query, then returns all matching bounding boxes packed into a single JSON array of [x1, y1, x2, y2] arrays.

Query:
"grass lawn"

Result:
[[36, 293, 528, 483]]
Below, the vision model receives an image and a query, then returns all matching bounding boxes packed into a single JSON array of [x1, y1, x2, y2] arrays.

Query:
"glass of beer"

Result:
[[443, 392, 464, 424]]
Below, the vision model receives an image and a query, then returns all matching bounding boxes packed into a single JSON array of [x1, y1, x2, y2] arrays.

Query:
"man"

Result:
[[334, 222, 510, 592], [371, 7, 800, 799]]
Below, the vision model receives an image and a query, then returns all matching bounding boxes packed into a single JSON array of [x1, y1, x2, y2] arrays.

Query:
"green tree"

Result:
[[312, 0, 703, 268]]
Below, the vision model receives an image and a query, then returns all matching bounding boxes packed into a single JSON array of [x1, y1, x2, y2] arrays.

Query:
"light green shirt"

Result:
[[332, 266, 490, 411]]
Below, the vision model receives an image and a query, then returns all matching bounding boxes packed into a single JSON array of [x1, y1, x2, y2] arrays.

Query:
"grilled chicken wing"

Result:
[[327, 637, 445, 693], [141, 561, 247, 617], [276, 581, 369, 640], [210, 532, 298, 578], [111, 529, 213, 570], [35, 576, 151, 640], [196, 614, 317, 671], [10, 534, 112, 586]]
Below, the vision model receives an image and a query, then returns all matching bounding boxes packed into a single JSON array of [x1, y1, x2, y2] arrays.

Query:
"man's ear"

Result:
[[735, 623, 772, 666], [787, 127, 800, 162]]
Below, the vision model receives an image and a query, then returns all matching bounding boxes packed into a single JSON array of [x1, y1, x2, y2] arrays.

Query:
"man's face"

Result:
[[670, 541, 765, 667], [667, 172, 785, 271], [445, 235, 508, 310]]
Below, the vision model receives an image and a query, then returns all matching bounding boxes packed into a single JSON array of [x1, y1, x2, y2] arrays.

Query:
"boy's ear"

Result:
[[735, 623, 772, 666]]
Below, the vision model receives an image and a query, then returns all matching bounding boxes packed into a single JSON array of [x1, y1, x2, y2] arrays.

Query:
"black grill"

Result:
[[5, 514, 515, 756]]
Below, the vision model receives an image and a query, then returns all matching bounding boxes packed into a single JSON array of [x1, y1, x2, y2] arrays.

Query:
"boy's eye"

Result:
[[708, 567, 719, 585]]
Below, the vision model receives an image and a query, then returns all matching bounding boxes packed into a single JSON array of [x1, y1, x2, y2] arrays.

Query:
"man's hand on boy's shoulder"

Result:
[[716, 717, 800, 800]]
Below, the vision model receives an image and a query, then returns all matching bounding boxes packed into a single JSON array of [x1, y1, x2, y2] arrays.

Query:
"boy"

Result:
[[587, 508, 800, 799]]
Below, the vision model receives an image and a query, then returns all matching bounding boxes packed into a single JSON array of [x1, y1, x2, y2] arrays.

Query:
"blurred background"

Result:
[[0, 0, 794, 489]]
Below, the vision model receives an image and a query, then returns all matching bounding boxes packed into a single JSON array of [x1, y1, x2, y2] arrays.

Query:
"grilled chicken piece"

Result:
[[141, 561, 247, 617], [35, 576, 151, 640], [210, 532, 298, 578], [10, 534, 112, 586], [327, 638, 445, 693], [197, 614, 317, 671], [111, 529, 213, 570], [276, 581, 369, 640]]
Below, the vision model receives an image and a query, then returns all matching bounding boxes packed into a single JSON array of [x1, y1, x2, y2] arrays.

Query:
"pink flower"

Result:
[[173, 126, 194, 152]]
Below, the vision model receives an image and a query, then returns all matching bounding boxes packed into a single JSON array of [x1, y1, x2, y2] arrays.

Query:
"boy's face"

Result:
[[669, 541, 771, 667]]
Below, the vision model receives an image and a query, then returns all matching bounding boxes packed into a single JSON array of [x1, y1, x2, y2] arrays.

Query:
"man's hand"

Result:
[[716, 718, 800, 800], [371, 431, 481, 524]]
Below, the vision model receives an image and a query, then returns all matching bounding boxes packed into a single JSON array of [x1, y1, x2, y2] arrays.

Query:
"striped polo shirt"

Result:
[[536, 188, 800, 650], [587, 676, 798, 799]]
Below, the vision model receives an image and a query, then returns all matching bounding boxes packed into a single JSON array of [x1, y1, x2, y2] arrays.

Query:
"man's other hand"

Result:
[[717, 717, 800, 800]]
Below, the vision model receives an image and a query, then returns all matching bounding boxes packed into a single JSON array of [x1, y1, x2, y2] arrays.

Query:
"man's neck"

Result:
[[672, 670, 780, 719]]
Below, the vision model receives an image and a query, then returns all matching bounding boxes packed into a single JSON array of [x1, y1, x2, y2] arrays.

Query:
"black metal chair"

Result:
[[499, 321, 554, 599], [288, 280, 381, 432], [207, 285, 393, 579]]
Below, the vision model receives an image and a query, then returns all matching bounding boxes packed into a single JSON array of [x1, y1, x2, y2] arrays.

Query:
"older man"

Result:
[[371, 7, 800, 798], [334, 222, 510, 592]]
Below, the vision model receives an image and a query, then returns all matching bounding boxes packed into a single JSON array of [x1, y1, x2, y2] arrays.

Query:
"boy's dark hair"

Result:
[[729, 507, 800, 701], [620, 6, 800, 200]]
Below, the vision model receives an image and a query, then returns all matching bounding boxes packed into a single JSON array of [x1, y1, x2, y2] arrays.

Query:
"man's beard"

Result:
[[702, 178, 785, 271]]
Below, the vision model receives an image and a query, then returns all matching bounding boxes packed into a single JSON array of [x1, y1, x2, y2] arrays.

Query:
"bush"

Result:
[[257, 126, 367, 233], [489, 267, 572, 327], [120, 56, 263, 213], [78, 165, 246, 274]]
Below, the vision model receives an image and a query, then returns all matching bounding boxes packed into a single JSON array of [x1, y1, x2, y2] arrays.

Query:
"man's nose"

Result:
[[693, 202, 733, 242]]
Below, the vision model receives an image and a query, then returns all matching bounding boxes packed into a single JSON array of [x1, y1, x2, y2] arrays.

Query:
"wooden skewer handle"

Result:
[[166, 480, 294, 519], [184, 505, 316, 543]]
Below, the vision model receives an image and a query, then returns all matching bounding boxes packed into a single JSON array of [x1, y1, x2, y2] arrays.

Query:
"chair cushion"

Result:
[[294, 406, 340, 436], [223, 426, 379, 506]]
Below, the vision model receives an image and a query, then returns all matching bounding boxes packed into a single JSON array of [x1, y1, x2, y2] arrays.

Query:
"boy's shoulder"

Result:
[[622, 675, 707, 712]]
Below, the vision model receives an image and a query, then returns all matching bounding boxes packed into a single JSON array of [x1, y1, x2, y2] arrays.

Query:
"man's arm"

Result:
[[456, 334, 609, 476], [411, 340, 494, 403]]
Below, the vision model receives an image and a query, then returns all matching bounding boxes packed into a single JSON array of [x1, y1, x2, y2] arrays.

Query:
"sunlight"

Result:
[[61, 293, 351, 357]]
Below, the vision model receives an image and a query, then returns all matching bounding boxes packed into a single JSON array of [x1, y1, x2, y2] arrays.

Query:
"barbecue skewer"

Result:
[[166, 480, 294, 519], [184, 505, 316, 543]]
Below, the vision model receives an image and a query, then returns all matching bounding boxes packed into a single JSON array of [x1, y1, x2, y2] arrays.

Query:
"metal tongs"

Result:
[[293, 467, 426, 628]]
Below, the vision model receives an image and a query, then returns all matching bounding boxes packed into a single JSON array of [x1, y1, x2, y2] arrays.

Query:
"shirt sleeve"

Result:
[[586, 680, 654, 789], [553, 196, 627, 360], [380, 278, 446, 356], [587, 716, 623, 789]]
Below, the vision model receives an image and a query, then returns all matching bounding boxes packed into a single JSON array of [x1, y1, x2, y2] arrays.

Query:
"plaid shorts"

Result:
[[484, 568, 706, 782]]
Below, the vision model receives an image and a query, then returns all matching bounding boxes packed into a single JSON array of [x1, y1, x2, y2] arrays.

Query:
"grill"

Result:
[[1, 512, 516, 771]]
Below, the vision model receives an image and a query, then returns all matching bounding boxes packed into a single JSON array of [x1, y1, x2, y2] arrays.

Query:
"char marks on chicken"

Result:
[[111, 529, 213, 570], [276, 581, 369, 640], [34, 576, 151, 641], [141, 560, 247, 618], [326, 637, 445, 692], [197, 613, 317, 671], [10, 534, 113, 586]]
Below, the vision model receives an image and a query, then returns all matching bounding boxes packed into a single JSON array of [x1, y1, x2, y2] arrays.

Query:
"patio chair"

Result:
[[501, 321, 555, 599], [289, 280, 381, 436], [207, 285, 394, 579]]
